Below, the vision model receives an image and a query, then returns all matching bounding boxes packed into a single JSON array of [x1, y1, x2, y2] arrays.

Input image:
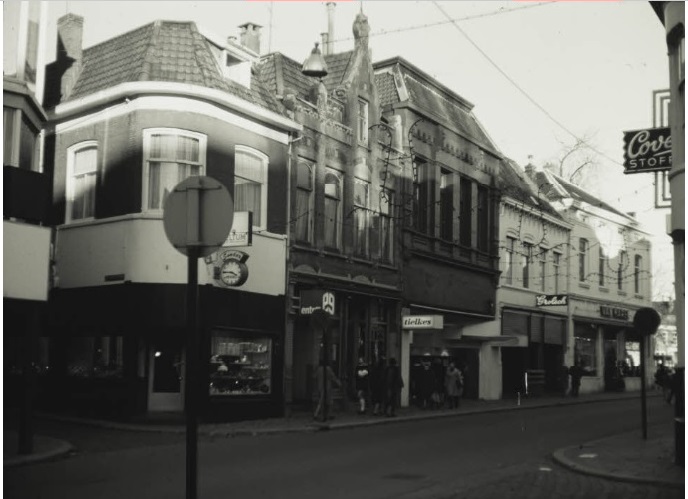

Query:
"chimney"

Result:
[[321, 32, 329, 56], [239, 22, 262, 55], [524, 155, 536, 178], [326, 2, 335, 54], [57, 13, 84, 99], [57, 13, 83, 61]]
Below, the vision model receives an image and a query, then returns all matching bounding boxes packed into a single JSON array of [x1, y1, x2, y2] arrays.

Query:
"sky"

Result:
[[41, 0, 674, 299]]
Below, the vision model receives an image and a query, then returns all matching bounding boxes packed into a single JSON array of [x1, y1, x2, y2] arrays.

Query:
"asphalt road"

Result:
[[5, 397, 680, 499]]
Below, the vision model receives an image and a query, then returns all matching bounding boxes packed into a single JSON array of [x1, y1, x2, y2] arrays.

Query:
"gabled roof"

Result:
[[374, 58, 499, 156], [259, 50, 356, 101], [499, 159, 562, 219], [532, 169, 636, 222], [65, 20, 284, 115]]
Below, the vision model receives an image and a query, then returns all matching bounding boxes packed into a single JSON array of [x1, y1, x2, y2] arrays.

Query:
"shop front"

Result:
[[290, 286, 400, 408], [571, 301, 647, 394]]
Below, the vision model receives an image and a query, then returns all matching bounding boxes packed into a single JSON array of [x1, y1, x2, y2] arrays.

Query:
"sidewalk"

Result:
[[5, 390, 684, 489]]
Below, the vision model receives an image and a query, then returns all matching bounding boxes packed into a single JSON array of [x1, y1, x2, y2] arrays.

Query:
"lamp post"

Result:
[[633, 307, 661, 440]]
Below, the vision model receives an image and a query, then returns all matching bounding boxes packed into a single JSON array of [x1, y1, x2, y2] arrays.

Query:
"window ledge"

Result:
[[617, 290, 627, 297], [578, 282, 590, 289], [634, 294, 644, 300], [599, 287, 610, 293]]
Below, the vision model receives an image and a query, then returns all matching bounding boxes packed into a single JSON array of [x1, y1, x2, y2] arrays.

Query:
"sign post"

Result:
[[633, 307, 661, 440], [311, 308, 331, 422], [163, 176, 233, 499]]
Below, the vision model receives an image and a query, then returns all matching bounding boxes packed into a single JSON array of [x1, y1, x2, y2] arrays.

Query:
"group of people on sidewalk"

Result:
[[413, 360, 465, 410], [312, 357, 405, 420]]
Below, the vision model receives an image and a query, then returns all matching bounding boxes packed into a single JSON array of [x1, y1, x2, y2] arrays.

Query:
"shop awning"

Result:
[[460, 334, 521, 346]]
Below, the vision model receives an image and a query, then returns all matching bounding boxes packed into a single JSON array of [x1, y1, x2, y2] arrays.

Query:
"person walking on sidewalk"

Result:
[[445, 362, 463, 409], [384, 358, 404, 417], [313, 360, 342, 420], [355, 357, 370, 414], [369, 357, 386, 416], [569, 363, 583, 397]]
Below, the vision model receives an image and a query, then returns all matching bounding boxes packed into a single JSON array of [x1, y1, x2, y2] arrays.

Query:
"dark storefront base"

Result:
[[35, 283, 286, 422]]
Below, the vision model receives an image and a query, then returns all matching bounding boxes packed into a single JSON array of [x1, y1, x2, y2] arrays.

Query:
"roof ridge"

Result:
[[137, 21, 162, 83], [84, 21, 157, 55], [187, 22, 226, 89]]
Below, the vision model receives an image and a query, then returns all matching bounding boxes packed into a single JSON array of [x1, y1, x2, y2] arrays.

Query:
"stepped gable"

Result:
[[67, 20, 285, 115]]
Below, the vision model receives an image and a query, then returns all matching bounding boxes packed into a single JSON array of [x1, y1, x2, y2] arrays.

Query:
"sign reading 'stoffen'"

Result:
[[535, 294, 568, 307], [401, 315, 444, 330], [623, 127, 672, 174]]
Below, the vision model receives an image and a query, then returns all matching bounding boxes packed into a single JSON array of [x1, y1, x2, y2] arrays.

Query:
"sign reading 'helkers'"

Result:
[[622, 127, 672, 174]]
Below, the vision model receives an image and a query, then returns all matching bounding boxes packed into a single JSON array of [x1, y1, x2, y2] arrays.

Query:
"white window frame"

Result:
[[634, 255, 643, 295], [295, 159, 314, 243], [539, 248, 547, 292], [505, 237, 515, 285], [142, 128, 207, 213], [553, 251, 562, 294], [234, 145, 269, 231], [66, 140, 98, 223], [353, 177, 370, 257]]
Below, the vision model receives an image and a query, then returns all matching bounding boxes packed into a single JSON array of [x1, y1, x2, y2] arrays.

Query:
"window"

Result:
[[358, 99, 368, 145], [144, 130, 205, 211], [634, 255, 642, 294], [235, 146, 269, 230], [67, 336, 124, 378], [598, 247, 607, 286], [578, 238, 588, 282], [4, 107, 40, 171], [353, 179, 370, 256], [324, 168, 342, 249], [412, 159, 429, 234], [522, 242, 532, 288], [505, 237, 515, 285], [477, 185, 489, 251], [379, 189, 394, 263], [617, 251, 627, 291], [553, 252, 561, 293], [439, 170, 453, 241], [209, 331, 272, 396], [459, 177, 472, 246], [295, 160, 313, 243], [67, 142, 98, 222], [678, 36, 685, 84], [574, 328, 597, 376], [539, 248, 547, 291]]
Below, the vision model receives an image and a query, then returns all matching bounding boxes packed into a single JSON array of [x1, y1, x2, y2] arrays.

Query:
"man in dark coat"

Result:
[[384, 358, 404, 417], [369, 357, 386, 415]]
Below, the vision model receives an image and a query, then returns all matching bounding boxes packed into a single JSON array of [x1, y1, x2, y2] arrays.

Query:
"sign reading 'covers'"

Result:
[[623, 127, 672, 174]]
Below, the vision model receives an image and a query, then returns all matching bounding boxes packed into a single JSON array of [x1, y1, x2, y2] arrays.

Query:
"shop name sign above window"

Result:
[[299, 289, 336, 316], [600, 306, 629, 321], [535, 294, 568, 307], [622, 127, 672, 174], [402, 315, 444, 330]]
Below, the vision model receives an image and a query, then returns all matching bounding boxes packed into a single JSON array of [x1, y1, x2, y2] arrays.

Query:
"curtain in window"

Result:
[[324, 171, 341, 249], [72, 147, 97, 220], [353, 181, 368, 256], [148, 134, 201, 210], [295, 162, 312, 242], [235, 150, 266, 225]]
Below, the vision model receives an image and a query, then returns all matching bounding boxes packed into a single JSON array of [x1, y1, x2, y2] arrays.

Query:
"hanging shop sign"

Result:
[[535, 294, 568, 307], [599, 306, 629, 321], [622, 127, 672, 174], [401, 315, 444, 330], [299, 289, 336, 316]]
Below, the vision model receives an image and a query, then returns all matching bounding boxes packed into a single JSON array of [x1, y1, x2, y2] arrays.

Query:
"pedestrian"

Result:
[[418, 361, 436, 409], [559, 365, 569, 397], [384, 358, 404, 417], [569, 363, 583, 397], [654, 363, 672, 402], [444, 362, 463, 409], [313, 359, 342, 420], [354, 357, 370, 414], [369, 357, 386, 416], [432, 358, 446, 408]]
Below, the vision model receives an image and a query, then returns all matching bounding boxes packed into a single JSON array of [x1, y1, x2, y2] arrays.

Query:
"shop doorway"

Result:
[[501, 347, 527, 398], [148, 341, 184, 411]]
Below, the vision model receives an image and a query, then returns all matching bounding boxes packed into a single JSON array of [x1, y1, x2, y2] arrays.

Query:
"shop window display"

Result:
[[209, 333, 271, 396], [67, 336, 124, 378], [574, 331, 597, 376]]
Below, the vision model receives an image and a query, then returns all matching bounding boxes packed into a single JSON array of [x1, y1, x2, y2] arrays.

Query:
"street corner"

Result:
[[3, 434, 74, 468]]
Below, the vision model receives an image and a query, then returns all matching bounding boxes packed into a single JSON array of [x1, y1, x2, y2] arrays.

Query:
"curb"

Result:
[[551, 443, 684, 489], [38, 392, 644, 437], [4, 436, 74, 468]]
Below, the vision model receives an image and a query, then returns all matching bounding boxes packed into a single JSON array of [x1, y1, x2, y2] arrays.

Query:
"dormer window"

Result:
[[223, 51, 252, 87]]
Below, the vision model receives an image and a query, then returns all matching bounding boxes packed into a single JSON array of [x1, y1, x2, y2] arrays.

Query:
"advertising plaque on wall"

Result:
[[535, 294, 568, 307]]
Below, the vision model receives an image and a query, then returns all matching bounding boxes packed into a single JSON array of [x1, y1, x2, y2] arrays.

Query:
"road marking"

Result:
[[578, 453, 598, 459]]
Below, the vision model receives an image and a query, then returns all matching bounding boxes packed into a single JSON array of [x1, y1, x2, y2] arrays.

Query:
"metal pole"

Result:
[[186, 248, 199, 499], [640, 335, 647, 440], [322, 328, 329, 423]]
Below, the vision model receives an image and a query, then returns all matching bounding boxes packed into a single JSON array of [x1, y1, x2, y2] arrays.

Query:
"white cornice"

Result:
[[502, 196, 572, 230], [49, 81, 301, 133]]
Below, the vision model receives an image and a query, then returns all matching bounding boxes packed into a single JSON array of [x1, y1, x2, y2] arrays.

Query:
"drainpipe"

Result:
[[283, 133, 302, 416]]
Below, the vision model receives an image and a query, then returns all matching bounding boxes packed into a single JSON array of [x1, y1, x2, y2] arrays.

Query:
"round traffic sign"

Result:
[[163, 176, 234, 258]]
